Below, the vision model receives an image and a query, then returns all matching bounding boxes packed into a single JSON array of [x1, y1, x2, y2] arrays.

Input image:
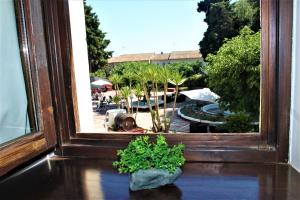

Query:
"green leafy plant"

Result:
[[84, 0, 112, 72], [113, 135, 185, 173], [90, 69, 106, 78], [120, 86, 132, 113], [206, 26, 260, 117], [218, 112, 255, 133]]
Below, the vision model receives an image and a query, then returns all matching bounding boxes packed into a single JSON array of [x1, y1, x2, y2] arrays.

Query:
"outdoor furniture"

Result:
[[96, 96, 108, 113]]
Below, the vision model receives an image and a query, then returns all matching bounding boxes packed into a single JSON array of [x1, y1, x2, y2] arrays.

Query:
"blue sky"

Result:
[[87, 0, 207, 56]]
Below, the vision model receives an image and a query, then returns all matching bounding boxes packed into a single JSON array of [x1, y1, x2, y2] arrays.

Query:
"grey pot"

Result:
[[129, 167, 182, 191]]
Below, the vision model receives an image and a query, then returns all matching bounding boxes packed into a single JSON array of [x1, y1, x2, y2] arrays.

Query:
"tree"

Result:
[[169, 71, 186, 115], [120, 87, 131, 113], [166, 61, 205, 78], [159, 67, 172, 132], [90, 69, 106, 78], [133, 84, 143, 120], [197, 0, 260, 59], [108, 74, 123, 95], [84, 0, 113, 72], [233, 0, 260, 32], [206, 27, 260, 117]]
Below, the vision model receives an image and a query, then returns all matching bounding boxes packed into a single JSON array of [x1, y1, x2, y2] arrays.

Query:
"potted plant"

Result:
[[113, 135, 185, 191]]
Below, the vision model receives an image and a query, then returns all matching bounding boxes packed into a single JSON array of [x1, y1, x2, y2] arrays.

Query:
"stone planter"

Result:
[[129, 168, 182, 191]]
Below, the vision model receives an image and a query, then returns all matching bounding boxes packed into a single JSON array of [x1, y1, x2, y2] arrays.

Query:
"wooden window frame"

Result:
[[0, 0, 57, 176], [44, 0, 293, 163]]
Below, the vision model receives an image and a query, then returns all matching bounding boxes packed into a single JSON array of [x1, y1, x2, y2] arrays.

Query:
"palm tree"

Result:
[[169, 71, 186, 115], [147, 65, 162, 130], [112, 95, 121, 109], [159, 67, 172, 132], [134, 84, 143, 120], [123, 70, 136, 113], [120, 86, 131, 113], [109, 74, 123, 95], [134, 64, 159, 132], [123, 70, 135, 90]]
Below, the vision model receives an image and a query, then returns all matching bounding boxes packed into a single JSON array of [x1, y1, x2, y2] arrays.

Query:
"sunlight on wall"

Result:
[[68, 0, 94, 132]]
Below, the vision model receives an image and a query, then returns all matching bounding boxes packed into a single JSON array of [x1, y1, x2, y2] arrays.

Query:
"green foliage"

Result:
[[90, 69, 106, 78], [168, 71, 186, 86], [120, 86, 132, 113], [166, 61, 204, 78], [218, 112, 254, 132], [108, 74, 123, 87], [112, 95, 121, 108], [110, 62, 143, 87], [206, 26, 260, 116], [113, 135, 185, 173], [84, 0, 113, 72], [197, 0, 260, 58], [183, 74, 208, 89], [134, 84, 143, 99]]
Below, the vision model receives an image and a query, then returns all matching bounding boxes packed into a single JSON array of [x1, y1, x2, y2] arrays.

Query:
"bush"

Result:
[[206, 26, 260, 116], [183, 74, 208, 89], [218, 112, 255, 133], [166, 61, 205, 78], [113, 135, 185, 173], [90, 69, 106, 78]]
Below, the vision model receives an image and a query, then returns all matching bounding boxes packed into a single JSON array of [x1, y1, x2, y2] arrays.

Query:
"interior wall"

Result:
[[68, 0, 94, 132], [289, 0, 300, 172], [0, 0, 31, 144]]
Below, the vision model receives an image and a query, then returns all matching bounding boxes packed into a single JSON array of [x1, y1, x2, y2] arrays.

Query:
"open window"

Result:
[[44, 0, 292, 163], [0, 0, 57, 176]]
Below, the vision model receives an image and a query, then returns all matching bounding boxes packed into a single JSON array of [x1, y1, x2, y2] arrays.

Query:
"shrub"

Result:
[[206, 26, 260, 117], [183, 74, 208, 89], [90, 69, 106, 78], [113, 135, 185, 173], [218, 112, 254, 133]]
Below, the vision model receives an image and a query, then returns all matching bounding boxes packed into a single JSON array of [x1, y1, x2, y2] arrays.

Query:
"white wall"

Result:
[[289, 0, 300, 172], [69, 0, 94, 132]]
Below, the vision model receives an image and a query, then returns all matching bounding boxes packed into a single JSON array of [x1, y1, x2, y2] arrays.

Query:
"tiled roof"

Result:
[[151, 53, 170, 61], [108, 53, 154, 63], [108, 50, 201, 64], [169, 50, 201, 60]]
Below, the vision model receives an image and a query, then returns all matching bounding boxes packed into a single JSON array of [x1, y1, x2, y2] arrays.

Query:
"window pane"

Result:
[[0, 0, 34, 144], [70, 0, 261, 134]]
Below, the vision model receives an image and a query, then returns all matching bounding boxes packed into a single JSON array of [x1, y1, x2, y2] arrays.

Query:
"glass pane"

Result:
[[70, 0, 261, 134], [0, 0, 35, 144]]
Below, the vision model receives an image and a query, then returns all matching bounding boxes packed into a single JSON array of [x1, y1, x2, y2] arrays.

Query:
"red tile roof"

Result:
[[108, 50, 201, 64]]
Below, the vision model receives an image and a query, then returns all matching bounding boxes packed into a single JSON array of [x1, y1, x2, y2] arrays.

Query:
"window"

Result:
[[0, 0, 36, 145], [44, 0, 292, 163], [0, 0, 56, 176]]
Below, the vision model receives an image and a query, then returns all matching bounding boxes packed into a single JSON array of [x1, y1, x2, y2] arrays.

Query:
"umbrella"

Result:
[[91, 79, 112, 88], [179, 88, 219, 103]]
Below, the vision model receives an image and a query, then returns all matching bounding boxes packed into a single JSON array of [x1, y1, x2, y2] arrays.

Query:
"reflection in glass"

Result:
[[0, 0, 33, 144]]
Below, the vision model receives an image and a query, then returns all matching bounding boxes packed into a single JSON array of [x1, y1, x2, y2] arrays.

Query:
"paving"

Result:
[[92, 91, 191, 133]]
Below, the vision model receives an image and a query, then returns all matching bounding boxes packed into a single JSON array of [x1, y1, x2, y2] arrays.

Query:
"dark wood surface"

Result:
[[43, 0, 293, 163], [276, 0, 293, 163], [0, 155, 300, 200]]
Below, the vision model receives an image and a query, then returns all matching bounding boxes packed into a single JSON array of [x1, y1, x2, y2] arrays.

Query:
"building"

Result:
[[107, 50, 203, 66]]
